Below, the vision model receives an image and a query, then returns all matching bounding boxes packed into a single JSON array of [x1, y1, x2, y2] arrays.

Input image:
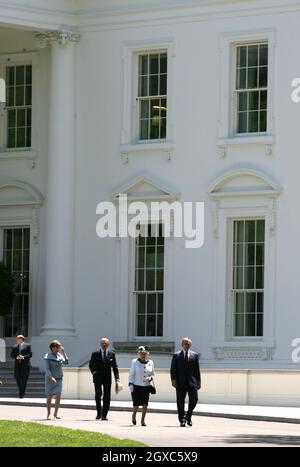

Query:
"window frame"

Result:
[[133, 223, 165, 338], [218, 29, 275, 146], [0, 52, 37, 155], [121, 39, 174, 151], [229, 218, 265, 339]]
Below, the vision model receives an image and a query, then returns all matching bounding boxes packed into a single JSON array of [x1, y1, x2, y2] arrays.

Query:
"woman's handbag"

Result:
[[149, 381, 156, 394]]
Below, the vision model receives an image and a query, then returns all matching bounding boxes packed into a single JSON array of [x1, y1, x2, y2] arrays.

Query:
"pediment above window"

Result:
[[208, 169, 281, 199], [112, 175, 180, 202], [0, 181, 44, 207]]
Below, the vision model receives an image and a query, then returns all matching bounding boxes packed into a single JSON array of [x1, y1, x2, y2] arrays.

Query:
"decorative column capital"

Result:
[[35, 30, 80, 48]]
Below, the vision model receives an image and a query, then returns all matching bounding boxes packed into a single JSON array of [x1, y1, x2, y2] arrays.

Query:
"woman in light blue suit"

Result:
[[44, 340, 68, 419]]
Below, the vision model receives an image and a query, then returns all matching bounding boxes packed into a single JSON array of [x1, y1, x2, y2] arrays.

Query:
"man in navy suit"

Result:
[[170, 337, 201, 427], [10, 334, 32, 398], [89, 337, 120, 420]]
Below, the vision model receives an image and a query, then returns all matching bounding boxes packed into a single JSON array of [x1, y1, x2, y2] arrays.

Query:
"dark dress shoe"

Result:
[[101, 417, 108, 421], [186, 419, 192, 426], [95, 415, 101, 420], [141, 422, 147, 426], [132, 416, 136, 425], [180, 420, 186, 427]]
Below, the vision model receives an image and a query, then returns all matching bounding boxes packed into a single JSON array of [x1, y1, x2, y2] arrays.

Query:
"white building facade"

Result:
[[1, 0, 300, 403]]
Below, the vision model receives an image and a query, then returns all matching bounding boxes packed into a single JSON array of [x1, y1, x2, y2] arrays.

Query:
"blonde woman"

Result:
[[44, 340, 68, 420]]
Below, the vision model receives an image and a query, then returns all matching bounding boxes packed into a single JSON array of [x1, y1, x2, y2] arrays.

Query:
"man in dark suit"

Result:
[[89, 337, 120, 420], [170, 337, 201, 427], [10, 335, 32, 398]]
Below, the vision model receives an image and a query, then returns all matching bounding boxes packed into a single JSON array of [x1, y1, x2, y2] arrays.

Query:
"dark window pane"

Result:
[[256, 245, 264, 266], [259, 45, 268, 65], [156, 270, 164, 290], [137, 314, 145, 336], [257, 292, 264, 313], [7, 129, 16, 148], [235, 292, 245, 314], [140, 100, 149, 119], [23, 251, 29, 272], [160, 74, 167, 95], [150, 118, 160, 139], [26, 128, 31, 147], [260, 91, 267, 110], [146, 270, 155, 290], [256, 220, 265, 242], [248, 111, 259, 132], [6, 67, 15, 86], [248, 45, 258, 67], [27, 108, 32, 126], [137, 247, 145, 268], [160, 53, 167, 73], [137, 294, 146, 314], [4, 230, 12, 249], [160, 118, 166, 139], [247, 67, 258, 89], [147, 294, 156, 314], [157, 314, 163, 336], [140, 119, 149, 140], [237, 46, 247, 67], [16, 66, 25, 85], [13, 251, 22, 271], [149, 75, 158, 96], [238, 92, 247, 111], [157, 294, 163, 314], [16, 86, 25, 106], [139, 75, 148, 97], [235, 266, 244, 289], [13, 229, 22, 249], [236, 68, 246, 89], [245, 244, 255, 265], [235, 314, 244, 336], [249, 91, 259, 111], [16, 128, 26, 147], [25, 85, 32, 105], [149, 54, 159, 74], [236, 221, 244, 242], [259, 66, 268, 87], [259, 111, 267, 132], [17, 108, 26, 127], [156, 246, 164, 268], [146, 247, 155, 267], [245, 267, 255, 289], [235, 244, 244, 266], [246, 293, 256, 313], [7, 87, 15, 107], [139, 55, 148, 76], [256, 266, 264, 289], [22, 273, 29, 294], [138, 270, 144, 291], [146, 315, 156, 336], [245, 313, 255, 336], [238, 112, 247, 133], [26, 65, 32, 85], [8, 109, 16, 127], [257, 313, 263, 336], [245, 221, 255, 243]]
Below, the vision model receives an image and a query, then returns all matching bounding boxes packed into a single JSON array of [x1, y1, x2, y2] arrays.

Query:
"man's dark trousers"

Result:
[[14, 363, 30, 398], [176, 382, 198, 423]]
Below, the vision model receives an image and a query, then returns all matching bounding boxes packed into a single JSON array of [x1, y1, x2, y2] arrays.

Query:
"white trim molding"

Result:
[[208, 168, 281, 360]]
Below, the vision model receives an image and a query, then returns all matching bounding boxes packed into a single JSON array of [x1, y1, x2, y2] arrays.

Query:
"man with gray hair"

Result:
[[170, 337, 201, 427], [10, 335, 32, 398]]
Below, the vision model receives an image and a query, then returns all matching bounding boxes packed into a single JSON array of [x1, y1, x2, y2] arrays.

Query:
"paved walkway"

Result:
[[1, 402, 300, 447], [1, 397, 300, 424]]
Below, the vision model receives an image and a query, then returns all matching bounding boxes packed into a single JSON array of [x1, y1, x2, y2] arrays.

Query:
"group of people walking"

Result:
[[10, 335, 201, 426]]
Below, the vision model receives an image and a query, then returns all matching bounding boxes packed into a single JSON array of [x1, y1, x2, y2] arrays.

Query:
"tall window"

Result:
[[232, 220, 265, 337], [137, 52, 167, 141], [3, 228, 30, 336], [134, 224, 164, 337], [6, 64, 32, 149], [235, 43, 268, 134]]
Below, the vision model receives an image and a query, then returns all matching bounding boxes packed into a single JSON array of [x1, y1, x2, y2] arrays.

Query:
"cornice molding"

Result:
[[34, 30, 80, 48]]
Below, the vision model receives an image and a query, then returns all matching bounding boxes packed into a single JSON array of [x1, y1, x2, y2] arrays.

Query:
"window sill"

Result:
[[120, 142, 174, 163], [0, 150, 37, 168], [217, 135, 274, 158]]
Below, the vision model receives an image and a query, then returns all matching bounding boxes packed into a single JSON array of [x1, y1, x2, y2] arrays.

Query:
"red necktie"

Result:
[[184, 351, 188, 368]]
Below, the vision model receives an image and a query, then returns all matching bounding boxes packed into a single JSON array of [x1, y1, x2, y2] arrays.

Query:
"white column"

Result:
[[36, 31, 79, 335]]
